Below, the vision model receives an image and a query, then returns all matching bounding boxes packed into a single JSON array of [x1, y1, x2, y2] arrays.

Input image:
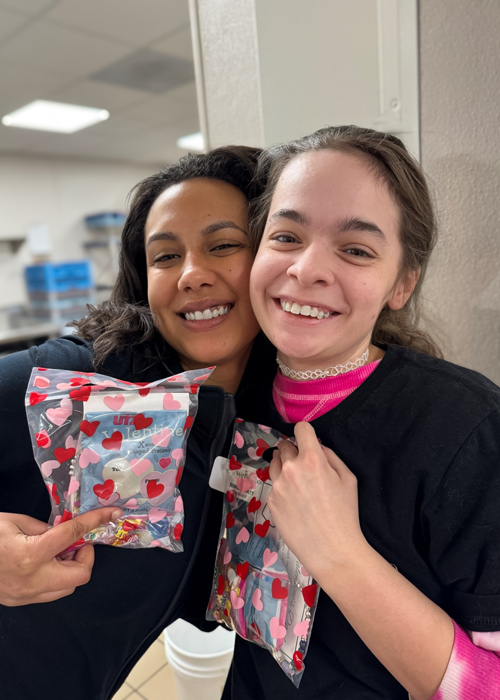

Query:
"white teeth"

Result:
[[184, 305, 230, 321], [280, 299, 331, 319]]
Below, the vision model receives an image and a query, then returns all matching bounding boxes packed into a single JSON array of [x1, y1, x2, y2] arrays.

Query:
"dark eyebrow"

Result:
[[146, 220, 248, 248], [338, 216, 387, 242], [267, 208, 310, 227]]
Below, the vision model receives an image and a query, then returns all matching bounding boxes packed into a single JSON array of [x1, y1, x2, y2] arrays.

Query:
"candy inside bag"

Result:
[[26, 366, 212, 551], [207, 420, 320, 687]]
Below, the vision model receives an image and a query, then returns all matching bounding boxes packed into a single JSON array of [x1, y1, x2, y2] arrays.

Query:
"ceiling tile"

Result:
[[0, 20, 132, 78], [49, 79, 146, 113], [47, 0, 189, 46], [122, 81, 199, 129], [0, 0, 57, 15], [152, 26, 194, 62], [0, 7, 31, 43], [0, 123, 47, 152], [0, 64, 74, 115]]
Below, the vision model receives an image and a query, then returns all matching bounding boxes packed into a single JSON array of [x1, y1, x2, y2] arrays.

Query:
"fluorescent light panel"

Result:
[[1, 100, 110, 134], [176, 132, 204, 152]]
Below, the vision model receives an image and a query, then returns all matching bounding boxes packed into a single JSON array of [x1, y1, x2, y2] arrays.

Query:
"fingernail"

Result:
[[111, 509, 123, 521]]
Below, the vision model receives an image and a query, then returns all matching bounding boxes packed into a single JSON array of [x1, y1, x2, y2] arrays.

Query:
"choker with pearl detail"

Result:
[[276, 348, 370, 381]]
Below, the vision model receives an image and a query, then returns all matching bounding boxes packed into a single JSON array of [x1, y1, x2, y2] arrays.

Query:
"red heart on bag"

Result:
[[293, 651, 303, 671], [29, 391, 47, 406], [301, 584, 318, 607], [248, 497, 261, 513], [184, 416, 194, 430], [102, 431, 123, 450], [226, 490, 235, 503], [133, 413, 153, 430], [254, 520, 270, 537], [46, 483, 60, 505], [175, 466, 183, 485], [272, 578, 288, 599], [255, 439, 269, 457], [69, 385, 91, 402], [54, 447, 76, 464], [236, 561, 249, 579], [69, 377, 89, 386], [256, 467, 270, 482], [173, 523, 183, 540], [80, 420, 100, 437], [226, 512, 235, 528], [139, 387, 150, 397], [146, 480, 164, 499], [61, 509, 72, 523], [217, 575, 225, 595], [158, 457, 172, 470], [229, 456, 242, 471], [250, 622, 261, 639], [93, 479, 115, 500], [35, 431, 50, 448]]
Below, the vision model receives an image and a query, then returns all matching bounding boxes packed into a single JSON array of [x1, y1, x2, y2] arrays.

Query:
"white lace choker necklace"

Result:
[[276, 348, 370, 381]]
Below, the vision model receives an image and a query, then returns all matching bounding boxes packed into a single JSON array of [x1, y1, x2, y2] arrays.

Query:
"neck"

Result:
[[181, 345, 254, 396], [277, 343, 383, 381]]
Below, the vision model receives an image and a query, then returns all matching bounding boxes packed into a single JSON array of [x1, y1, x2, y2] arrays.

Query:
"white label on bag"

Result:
[[209, 456, 229, 492]]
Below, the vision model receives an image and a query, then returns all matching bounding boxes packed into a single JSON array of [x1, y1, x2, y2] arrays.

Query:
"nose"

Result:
[[177, 252, 217, 292], [287, 243, 335, 287]]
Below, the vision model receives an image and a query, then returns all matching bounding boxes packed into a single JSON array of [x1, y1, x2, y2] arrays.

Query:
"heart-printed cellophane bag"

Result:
[[25, 365, 212, 552], [207, 420, 320, 687]]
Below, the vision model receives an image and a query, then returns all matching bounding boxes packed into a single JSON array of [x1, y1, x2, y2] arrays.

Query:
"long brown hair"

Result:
[[249, 125, 441, 357], [73, 145, 262, 368]]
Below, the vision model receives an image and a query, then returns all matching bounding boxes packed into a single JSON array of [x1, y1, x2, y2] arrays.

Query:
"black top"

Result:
[[223, 344, 500, 699], [0, 333, 275, 700]]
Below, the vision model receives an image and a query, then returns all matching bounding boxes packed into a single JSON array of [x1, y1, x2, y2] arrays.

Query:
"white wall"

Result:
[[419, 0, 500, 383], [0, 155, 160, 308]]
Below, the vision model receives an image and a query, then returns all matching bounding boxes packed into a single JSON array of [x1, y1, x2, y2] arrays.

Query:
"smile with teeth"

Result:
[[183, 304, 231, 321], [280, 299, 335, 319]]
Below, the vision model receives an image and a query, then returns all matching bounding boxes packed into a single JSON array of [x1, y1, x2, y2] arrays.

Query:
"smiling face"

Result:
[[250, 150, 416, 372], [145, 177, 260, 392]]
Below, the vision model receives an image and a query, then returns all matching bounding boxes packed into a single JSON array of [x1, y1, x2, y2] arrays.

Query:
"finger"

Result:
[[293, 421, 324, 455], [4, 513, 52, 538], [72, 543, 95, 569], [276, 438, 299, 462], [269, 448, 283, 482], [321, 445, 353, 478], [42, 507, 123, 559]]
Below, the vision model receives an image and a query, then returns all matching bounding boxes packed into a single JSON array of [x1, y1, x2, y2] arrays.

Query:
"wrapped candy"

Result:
[[26, 365, 212, 551], [207, 420, 320, 687]]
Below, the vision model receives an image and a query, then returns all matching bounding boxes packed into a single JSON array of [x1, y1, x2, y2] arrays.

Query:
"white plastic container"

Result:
[[164, 620, 235, 700]]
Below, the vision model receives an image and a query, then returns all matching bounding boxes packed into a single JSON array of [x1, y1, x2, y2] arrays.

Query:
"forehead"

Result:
[[271, 150, 398, 224], [146, 177, 248, 231]]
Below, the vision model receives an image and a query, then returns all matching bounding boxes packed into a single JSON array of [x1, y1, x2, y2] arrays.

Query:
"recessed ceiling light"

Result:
[[176, 132, 204, 152], [1, 100, 110, 134]]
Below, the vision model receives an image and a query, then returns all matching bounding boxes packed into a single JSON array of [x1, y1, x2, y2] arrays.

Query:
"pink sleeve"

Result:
[[430, 621, 500, 700]]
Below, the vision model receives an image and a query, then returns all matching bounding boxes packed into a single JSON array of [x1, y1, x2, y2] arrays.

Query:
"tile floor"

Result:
[[112, 633, 179, 700]]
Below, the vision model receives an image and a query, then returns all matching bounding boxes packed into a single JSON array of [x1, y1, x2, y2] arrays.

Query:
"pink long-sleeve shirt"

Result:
[[273, 362, 500, 698]]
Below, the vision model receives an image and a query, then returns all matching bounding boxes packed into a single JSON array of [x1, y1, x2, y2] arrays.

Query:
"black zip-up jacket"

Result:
[[0, 333, 275, 700]]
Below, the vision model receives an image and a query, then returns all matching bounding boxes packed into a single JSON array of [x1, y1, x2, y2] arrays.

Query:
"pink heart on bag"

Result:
[[263, 548, 278, 568], [235, 526, 250, 544], [174, 495, 183, 513], [103, 395, 125, 411], [123, 498, 138, 509], [65, 435, 77, 451], [79, 447, 100, 469], [293, 620, 310, 637], [41, 460, 60, 478], [258, 424, 272, 433], [230, 590, 244, 610], [130, 458, 152, 476], [163, 393, 181, 410], [56, 382, 73, 390], [151, 427, 171, 447], [223, 548, 232, 565], [252, 588, 264, 611], [33, 375, 50, 389], [46, 407, 71, 427], [269, 617, 286, 640], [171, 448, 184, 466], [97, 492, 120, 506], [301, 566, 309, 577], [65, 476, 79, 497], [233, 431, 244, 448], [149, 507, 167, 523], [247, 447, 259, 461], [236, 476, 255, 493]]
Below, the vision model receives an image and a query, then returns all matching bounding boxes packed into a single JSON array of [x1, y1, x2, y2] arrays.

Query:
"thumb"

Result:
[[43, 507, 123, 558]]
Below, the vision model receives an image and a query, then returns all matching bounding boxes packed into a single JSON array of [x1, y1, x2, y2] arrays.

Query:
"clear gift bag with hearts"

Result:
[[25, 366, 213, 552], [207, 420, 320, 687]]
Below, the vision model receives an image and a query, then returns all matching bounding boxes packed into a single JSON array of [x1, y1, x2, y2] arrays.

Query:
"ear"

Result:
[[387, 268, 420, 311]]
